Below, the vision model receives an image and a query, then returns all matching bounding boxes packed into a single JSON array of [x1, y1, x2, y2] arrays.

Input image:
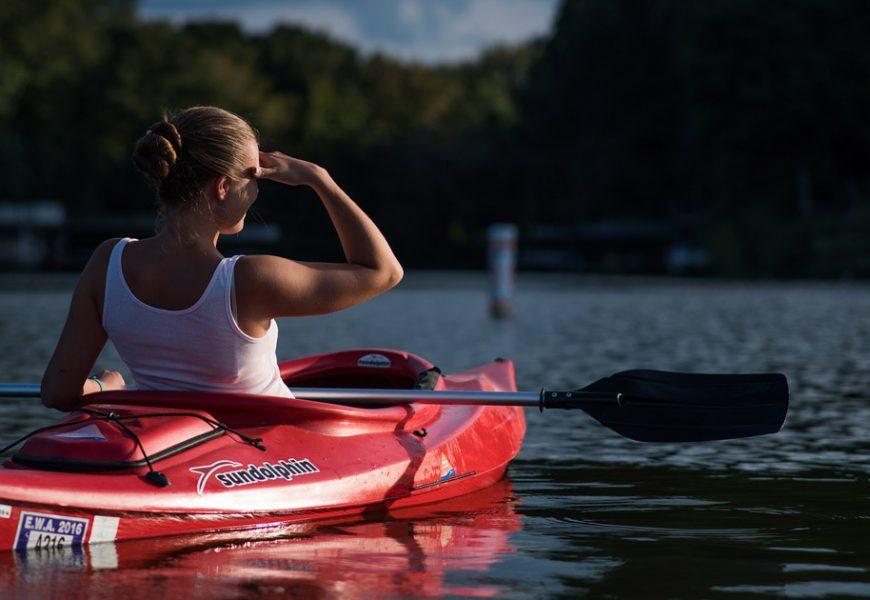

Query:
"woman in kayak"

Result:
[[40, 106, 403, 410]]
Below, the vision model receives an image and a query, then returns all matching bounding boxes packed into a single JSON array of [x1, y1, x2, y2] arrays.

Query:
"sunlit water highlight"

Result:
[[0, 272, 867, 598]]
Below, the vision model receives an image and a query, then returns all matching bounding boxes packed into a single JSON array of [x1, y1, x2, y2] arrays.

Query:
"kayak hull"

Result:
[[0, 479, 522, 597], [0, 349, 525, 551]]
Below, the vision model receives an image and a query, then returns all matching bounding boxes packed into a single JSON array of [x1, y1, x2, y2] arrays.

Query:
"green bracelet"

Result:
[[88, 376, 104, 392]]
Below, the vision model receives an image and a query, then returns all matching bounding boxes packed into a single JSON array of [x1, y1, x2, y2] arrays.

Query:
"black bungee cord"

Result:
[[0, 408, 267, 488]]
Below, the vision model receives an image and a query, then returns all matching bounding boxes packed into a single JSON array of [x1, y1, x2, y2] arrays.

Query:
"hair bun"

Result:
[[132, 120, 183, 183], [149, 120, 182, 152]]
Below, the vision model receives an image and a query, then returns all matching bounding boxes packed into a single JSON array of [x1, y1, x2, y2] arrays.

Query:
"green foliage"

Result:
[[0, 0, 531, 267], [519, 0, 870, 276], [1, 0, 869, 275]]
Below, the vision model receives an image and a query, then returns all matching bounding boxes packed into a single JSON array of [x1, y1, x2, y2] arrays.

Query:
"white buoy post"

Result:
[[487, 223, 518, 318]]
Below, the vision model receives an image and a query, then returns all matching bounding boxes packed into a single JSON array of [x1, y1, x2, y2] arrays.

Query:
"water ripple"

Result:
[[1, 273, 869, 597]]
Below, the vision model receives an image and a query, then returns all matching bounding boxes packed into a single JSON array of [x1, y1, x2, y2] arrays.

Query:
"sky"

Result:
[[137, 0, 561, 64]]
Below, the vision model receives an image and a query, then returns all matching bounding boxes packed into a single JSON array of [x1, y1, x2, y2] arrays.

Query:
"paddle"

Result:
[[0, 369, 788, 443]]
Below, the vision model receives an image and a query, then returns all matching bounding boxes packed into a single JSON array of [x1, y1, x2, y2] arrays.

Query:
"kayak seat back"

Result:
[[280, 348, 437, 393]]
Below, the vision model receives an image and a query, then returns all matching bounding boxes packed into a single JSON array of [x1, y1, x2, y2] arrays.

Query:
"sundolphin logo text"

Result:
[[189, 460, 243, 495], [189, 458, 320, 494]]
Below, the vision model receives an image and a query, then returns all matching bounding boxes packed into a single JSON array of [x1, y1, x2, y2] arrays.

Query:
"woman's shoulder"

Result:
[[87, 237, 127, 272], [80, 237, 127, 306], [233, 254, 313, 320], [235, 254, 293, 293]]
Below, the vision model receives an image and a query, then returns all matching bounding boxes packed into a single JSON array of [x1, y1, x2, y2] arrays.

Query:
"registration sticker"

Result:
[[14, 512, 89, 551]]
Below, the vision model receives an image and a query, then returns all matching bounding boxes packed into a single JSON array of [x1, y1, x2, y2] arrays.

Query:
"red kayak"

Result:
[[0, 349, 525, 552]]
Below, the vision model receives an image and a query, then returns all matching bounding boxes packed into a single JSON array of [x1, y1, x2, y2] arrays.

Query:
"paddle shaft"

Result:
[[0, 370, 789, 442], [0, 383, 621, 408], [295, 388, 620, 408], [0, 385, 39, 398]]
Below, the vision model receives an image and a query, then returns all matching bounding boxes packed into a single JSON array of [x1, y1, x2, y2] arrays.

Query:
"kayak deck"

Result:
[[0, 349, 526, 551]]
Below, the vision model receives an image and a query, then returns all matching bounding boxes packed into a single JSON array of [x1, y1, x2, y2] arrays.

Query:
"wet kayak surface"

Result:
[[0, 272, 868, 598]]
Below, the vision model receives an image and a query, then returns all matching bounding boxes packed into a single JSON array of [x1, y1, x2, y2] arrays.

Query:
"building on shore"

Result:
[[0, 201, 281, 271], [519, 219, 711, 275], [0, 201, 66, 270]]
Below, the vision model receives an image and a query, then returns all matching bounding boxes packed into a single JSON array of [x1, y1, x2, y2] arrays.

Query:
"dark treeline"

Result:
[[2, 0, 869, 276]]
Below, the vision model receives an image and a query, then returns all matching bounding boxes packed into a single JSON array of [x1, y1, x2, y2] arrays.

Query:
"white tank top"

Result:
[[102, 238, 293, 397]]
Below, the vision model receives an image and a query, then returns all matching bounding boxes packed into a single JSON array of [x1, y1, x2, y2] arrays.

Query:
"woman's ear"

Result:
[[214, 175, 230, 201]]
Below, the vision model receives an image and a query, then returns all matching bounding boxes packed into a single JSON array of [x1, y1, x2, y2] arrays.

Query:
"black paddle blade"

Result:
[[580, 370, 789, 442]]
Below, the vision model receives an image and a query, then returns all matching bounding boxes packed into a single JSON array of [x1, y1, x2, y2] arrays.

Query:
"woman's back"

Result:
[[119, 236, 225, 311], [103, 238, 292, 397]]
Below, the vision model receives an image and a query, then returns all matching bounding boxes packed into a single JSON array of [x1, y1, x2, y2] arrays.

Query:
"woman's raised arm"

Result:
[[238, 152, 403, 319]]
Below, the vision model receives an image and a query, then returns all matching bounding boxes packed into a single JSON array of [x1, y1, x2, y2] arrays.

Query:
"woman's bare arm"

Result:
[[239, 153, 403, 319], [41, 239, 125, 411]]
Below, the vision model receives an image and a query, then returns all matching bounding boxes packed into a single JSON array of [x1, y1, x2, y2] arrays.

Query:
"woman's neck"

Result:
[[156, 212, 221, 255]]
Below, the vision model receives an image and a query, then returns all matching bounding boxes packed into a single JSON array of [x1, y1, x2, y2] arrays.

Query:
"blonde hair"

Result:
[[132, 106, 256, 219]]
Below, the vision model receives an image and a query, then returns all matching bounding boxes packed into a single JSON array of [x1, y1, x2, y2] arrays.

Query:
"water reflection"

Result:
[[0, 479, 521, 599]]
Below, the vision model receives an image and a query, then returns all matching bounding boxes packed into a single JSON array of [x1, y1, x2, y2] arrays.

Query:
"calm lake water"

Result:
[[0, 272, 868, 598]]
